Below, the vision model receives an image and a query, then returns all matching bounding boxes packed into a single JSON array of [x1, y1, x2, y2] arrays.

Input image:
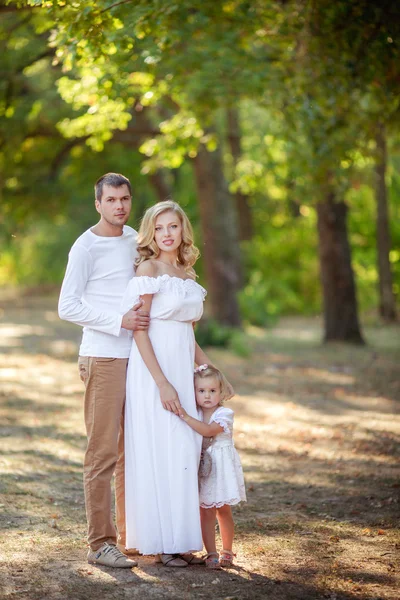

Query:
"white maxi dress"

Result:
[[121, 274, 206, 555]]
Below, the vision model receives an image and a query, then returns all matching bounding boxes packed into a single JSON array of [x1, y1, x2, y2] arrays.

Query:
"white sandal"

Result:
[[155, 553, 188, 568], [205, 552, 221, 569], [219, 549, 235, 567], [178, 552, 205, 565]]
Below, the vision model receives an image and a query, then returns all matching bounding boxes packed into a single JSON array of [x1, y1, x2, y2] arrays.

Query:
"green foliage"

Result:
[[388, 173, 400, 298], [195, 319, 233, 348], [1, 0, 399, 331], [227, 329, 251, 358], [0, 220, 78, 286], [0, 138, 160, 285], [195, 319, 251, 357], [239, 209, 321, 323]]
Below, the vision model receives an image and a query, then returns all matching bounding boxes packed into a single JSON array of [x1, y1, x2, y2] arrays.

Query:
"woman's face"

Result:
[[154, 210, 182, 253]]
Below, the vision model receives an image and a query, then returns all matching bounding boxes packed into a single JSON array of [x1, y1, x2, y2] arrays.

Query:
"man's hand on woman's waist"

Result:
[[121, 299, 150, 331]]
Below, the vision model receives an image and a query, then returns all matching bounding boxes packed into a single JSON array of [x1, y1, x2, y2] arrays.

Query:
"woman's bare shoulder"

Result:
[[135, 260, 158, 278]]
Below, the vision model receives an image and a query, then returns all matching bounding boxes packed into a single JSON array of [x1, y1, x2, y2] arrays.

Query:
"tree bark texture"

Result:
[[113, 105, 172, 202], [316, 196, 365, 344], [148, 171, 172, 202], [193, 145, 242, 327], [375, 123, 397, 321], [287, 178, 301, 218], [226, 108, 253, 241]]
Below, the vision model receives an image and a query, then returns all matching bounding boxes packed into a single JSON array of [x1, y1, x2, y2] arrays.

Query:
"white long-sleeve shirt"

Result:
[[58, 225, 137, 358]]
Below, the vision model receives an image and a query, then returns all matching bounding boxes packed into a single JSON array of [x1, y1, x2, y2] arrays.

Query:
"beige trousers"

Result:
[[78, 356, 128, 551]]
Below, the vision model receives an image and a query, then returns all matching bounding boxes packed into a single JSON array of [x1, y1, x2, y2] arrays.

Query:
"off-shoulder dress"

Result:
[[120, 274, 206, 555]]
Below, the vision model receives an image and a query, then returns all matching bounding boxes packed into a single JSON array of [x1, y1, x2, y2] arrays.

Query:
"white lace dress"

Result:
[[199, 406, 247, 509], [121, 274, 206, 555]]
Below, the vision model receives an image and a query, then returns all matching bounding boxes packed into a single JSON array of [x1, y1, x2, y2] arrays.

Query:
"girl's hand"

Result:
[[179, 407, 189, 421], [158, 381, 181, 415]]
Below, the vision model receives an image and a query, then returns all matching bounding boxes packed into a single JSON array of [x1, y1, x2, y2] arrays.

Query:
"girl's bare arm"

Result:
[[179, 407, 224, 436]]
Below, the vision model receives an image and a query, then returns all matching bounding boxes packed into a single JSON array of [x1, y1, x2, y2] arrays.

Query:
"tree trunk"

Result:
[[375, 122, 397, 321], [226, 108, 253, 241], [148, 171, 172, 202], [316, 195, 365, 344], [113, 105, 173, 202], [287, 178, 301, 218], [193, 145, 242, 326]]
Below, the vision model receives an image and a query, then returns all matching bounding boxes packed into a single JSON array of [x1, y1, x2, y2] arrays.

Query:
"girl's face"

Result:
[[154, 210, 182, 254], [195, 376, 221, 409]]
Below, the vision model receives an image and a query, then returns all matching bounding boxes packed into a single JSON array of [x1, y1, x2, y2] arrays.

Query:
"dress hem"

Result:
[[129, 547, 203, 556], [200, 498, 246, 509]]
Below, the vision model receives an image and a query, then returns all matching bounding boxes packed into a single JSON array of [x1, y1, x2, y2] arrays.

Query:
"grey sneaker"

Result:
[[88, 542, 138, 568]]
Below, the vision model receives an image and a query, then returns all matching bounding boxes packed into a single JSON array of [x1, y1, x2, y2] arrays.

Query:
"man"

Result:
[[58, 173, 149, 568]]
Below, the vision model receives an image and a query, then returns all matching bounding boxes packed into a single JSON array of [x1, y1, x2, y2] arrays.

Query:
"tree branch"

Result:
[[15, 47, 56, 74], [0, 3, 36, 13], [100, 0, 133, 13], [49, 136, 90, 181], [1, 13, 31, 42], [24, 127, 60, 140]]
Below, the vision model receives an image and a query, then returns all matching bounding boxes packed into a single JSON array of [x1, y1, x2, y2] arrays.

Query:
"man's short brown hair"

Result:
[[95, 173, 132, 202]]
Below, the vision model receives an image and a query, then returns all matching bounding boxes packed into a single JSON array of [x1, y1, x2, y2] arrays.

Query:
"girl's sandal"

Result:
[[155, 553, 188, 568], [219, 550, 235, 567], [205, 552, 221, 569]]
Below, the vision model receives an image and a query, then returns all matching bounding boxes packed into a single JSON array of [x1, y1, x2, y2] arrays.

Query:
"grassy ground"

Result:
[[0, 296, 399, 600]]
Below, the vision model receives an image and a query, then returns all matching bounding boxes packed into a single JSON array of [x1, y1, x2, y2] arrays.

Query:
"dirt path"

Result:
[[0, 296, 399, 600]]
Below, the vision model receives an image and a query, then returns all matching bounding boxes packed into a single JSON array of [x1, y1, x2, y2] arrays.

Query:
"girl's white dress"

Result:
[[121, 274, 205, 555], [200, 406, 247, 509]]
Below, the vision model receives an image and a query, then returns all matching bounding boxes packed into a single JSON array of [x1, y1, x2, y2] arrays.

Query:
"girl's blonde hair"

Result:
[[194, 365, 232, 404], [135, 200, 200, 274]]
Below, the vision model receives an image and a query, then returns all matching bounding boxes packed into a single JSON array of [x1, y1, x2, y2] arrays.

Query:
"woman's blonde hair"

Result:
[[135, 200, 200, 274], [194, 365, 232, 404]]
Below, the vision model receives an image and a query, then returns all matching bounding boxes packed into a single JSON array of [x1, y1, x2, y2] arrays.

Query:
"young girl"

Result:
[[179, 365, 246, 569]]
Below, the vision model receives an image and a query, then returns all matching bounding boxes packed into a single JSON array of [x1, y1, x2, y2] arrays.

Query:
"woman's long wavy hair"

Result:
[[135, 200, 200, 274]]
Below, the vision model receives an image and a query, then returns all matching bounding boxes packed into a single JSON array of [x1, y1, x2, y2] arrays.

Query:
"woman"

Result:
[[121, 200, 210, 567]]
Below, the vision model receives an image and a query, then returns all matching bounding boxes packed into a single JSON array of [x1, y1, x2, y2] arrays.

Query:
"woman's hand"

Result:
[[158, 381, 181, 414]]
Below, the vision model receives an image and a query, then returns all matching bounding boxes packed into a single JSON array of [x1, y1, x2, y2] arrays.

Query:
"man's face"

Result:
[[95, 184, 132, 227]]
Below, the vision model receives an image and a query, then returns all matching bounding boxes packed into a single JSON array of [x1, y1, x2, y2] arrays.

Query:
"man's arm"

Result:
[[58, 244, 149, 334]]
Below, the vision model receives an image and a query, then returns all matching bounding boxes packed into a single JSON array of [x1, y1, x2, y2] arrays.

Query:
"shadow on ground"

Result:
[[1, 298, 399, 599]]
